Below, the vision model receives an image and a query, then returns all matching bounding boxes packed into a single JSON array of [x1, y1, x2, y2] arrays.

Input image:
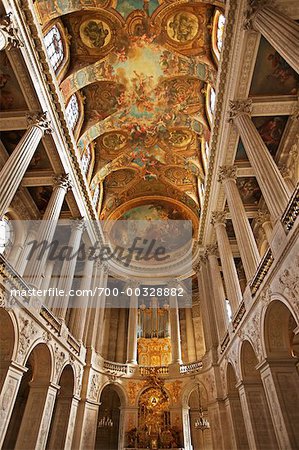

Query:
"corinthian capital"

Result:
[[211, 211, 227, 226], [205, 243, 219, 257], [228, 99, 252, 122], [27, 111, 52, 134], [243, 0, 273, 30], [53, 173, 73, 191], [256, 209, 271, 226], [218, 165, 238, 183]]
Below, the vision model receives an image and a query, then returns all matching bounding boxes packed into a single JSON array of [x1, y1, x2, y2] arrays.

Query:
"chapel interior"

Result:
[[0, 0, 298, 449]]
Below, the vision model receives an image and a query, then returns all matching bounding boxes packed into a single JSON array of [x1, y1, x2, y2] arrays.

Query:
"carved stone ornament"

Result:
[[243, 0, 273, 30], [205, 243, 219, 257], [17, 317, 38, 361], [218, 165, 238, 183], [279, 257, 299, 304], [88, 373, 101, 401], [211, 210, 227, 226], [54, 343, 66, 379], [228, 99, 253, 122], [53, 173, 73, 191], [0, 13, 23, 49], [27, 111, 52, 134]]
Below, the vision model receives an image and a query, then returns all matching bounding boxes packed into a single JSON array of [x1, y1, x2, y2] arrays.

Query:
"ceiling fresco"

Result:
[[35, 0, 226, 226]]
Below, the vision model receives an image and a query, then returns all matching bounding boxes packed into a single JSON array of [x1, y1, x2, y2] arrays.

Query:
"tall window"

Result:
[[0, 216, 14, 255], [81, 145, 91, 176], [93, 185, 100, 209], [210, 87, 216, 115], [44, 25, 64, 72], [216, 13, 226, 53], [66, 94, 79, 131]]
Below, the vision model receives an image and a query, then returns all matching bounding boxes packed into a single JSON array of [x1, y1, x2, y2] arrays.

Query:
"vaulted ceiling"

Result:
[[35, 0, 225, 230]]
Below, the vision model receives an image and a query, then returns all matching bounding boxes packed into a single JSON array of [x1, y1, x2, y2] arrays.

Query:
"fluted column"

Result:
[[126, 283, 139, 364], [206, 244, 229, 339], [53, 219, 85, 320], [116, 307, 126, 363], [229, 100, 291, 219], [0, 112, 51, 216], [169, 286, 182, 364], [218, 166, 260, 281], [24, 174, 72, 287], [211, 211, 242, 314], [69, 254, 95, 342], [244, 1, 299, 74], [0, 14, 22, 51], [185, 306, 196, 362]]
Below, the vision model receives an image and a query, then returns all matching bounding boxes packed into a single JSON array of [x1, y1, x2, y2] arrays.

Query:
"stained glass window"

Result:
[[210, 87, 216, 115], [66, 94, 79, 131], [217, 14, 226, 53], [93, 185, 100, 208], [81, 145, 91, 176], [44, 26, 64, 72]]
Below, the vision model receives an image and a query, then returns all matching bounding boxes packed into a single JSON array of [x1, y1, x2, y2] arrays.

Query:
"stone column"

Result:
[[15, 382, 58, 450], [206, 244, 229, 339], [126, 284, 139, 365], [196, 258, 219, 354], [24, 174, 72, 288], [185, 306, 197, 362], [0, 362, 27, 448], [169, 286, 182, 364], [47, 395, 79, 450], [228, 100, 291, 219], [14, 225, 38, 276], [211, 211, 243, 314], [258, 359, 299, 449], [0, 112, 52, 216], [69, 255, 95, 342], [0, 14, 22, 51], [53, 219, 85, 321], [256, 210, 273, 244], [116, 307, 126, 363], [218, 166, 260, 281], [244, 1, 299, 74]]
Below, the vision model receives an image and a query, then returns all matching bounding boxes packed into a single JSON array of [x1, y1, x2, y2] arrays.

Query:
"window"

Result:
[[210, 87, 216, 115], [66, 94, 79, 131], [44, 26, 64, 72], [0, 216, 14, 255], [93, 185, 100, 208], [81, 145, 91, 176], [205, 141, 210, 160], [216, 13, 226, 53], [226, 299, 232, 323]]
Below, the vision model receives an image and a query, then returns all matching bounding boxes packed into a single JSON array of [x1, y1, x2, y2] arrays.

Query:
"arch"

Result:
[[98, 381, 127, 407], [95, 383, 122, 450], [3, 343, 53, 449], [239, 340, 279, 450], [188, 383, 211, 450], [262, 298, 299, 359], [46, 364, 76, 450], [182, 378, 209, 408], [42, 20, 70, 81], [0, 309, 18, 390], [22, 338, 54, 382]]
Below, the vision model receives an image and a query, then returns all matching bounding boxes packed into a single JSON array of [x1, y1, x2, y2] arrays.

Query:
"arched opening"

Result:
[[226, 363, 249, 450], [188, 384, 211, 450], [95, 384, 121, 450], [46, 364, 75, 449], [240, 341, 278, 450], [2, 343, 52, 450], [263, 300, 299, 448], [0, 309, 15, 390]]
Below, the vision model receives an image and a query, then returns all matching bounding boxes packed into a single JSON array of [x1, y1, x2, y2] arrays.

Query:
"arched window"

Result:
[[93, 185, 100, 209], [205, 141, 210, 160], [210, 87, 216, 115], [81, 145, 91, 177], [66, 94, 79, 131], [206, 84, 216, 125], [44, 25, 64, 72], [0, 215, 14, 255], [212, 10, 226, 62]]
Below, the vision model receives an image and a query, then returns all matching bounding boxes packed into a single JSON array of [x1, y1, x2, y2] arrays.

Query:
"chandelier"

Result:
[[98, 415, 113, 428], [194, 384, 210, 431]]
